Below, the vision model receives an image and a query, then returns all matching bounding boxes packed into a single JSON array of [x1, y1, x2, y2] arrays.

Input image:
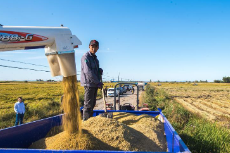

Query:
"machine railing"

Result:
[[113, 82, 139, 110]]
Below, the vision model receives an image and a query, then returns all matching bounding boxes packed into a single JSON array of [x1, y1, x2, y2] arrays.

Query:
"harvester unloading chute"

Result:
[[0, 25, 82, 77]]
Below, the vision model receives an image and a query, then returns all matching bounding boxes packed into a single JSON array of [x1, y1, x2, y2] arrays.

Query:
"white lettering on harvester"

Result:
[[0, 34, 34, 42]]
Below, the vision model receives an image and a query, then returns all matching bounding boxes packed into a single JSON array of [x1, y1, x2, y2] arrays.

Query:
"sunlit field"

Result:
[[143, 83, 230, 152], [150, 82, 230, 128], [0, 81, 115, 129]]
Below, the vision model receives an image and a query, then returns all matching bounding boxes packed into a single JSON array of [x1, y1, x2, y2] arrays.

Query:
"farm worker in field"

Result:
[[81, 40, 103, 121], [14, 97, 25, 126]]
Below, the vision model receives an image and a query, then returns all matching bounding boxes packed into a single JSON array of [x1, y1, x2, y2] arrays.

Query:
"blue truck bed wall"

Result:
[[0, 110, 191, 153]]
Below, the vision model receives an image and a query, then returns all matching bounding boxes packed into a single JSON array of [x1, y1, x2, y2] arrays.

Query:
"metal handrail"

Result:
[[113, 82, 139, 110]]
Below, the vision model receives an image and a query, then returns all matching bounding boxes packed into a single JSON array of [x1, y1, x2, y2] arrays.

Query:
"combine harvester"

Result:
[[0, 25, 191, 153]]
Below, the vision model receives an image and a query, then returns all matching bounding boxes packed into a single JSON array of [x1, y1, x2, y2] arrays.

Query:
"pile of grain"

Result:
[[113, 112, 166, 151], [30, 113, 166, 152]]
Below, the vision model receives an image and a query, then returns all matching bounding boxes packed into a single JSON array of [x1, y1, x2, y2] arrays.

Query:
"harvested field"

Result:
[[151, 83, 230, 128], [30, 113, 166, 152]]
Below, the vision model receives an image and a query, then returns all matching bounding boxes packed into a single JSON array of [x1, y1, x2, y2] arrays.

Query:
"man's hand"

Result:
[[99, 68, 103, 75], [97, 82, 104, 89]]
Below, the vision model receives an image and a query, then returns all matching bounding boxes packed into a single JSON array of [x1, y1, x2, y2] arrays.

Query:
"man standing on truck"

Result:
[[81, 40, 103, 121], [14, 97, 25, 126]]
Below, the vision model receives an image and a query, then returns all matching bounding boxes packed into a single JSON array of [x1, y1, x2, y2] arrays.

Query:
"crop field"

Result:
[[0, 81, 115, 129], [144, 84, 230, 152], [150, 83, 230, 128]]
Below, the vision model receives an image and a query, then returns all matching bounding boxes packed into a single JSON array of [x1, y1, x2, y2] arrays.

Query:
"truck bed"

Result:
[[0, 109, 191, 153]]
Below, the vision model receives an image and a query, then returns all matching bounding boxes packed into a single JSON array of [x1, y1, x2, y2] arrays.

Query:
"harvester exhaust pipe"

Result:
[[0, 25, 82, 77]]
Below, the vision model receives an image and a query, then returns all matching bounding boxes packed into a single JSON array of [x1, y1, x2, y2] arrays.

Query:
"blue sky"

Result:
[[0, 0, 230, 82]]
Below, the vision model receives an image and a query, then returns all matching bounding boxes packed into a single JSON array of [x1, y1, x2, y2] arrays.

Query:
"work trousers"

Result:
[[83, 87, 98, 121], [15, 113, 24, 126]]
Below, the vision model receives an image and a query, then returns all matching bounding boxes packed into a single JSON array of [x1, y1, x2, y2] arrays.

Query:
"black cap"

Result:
[[89, 40, 99, 46]]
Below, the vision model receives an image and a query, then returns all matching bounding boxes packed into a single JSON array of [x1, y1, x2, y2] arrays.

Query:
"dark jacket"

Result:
[[81, 51, 101, 87]]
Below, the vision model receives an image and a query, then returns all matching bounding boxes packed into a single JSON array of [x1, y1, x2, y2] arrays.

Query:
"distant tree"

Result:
[[200, 80, 208, 83], [223, 77, 230, 83], [150, 79, 152, 82], [214, 80, 222, 83]]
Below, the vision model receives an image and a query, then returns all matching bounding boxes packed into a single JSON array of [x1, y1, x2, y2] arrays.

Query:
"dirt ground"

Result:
[[94, 87, 142, 110]]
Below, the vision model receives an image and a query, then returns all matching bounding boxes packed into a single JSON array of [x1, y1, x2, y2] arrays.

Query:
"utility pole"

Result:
[[118, 72, 120, 82]]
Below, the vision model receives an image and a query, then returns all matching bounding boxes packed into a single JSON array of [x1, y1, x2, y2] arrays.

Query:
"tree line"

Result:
[[214, 77, 230, 83]]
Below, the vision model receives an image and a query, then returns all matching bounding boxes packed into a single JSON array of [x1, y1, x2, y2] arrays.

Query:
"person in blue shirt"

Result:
[[14, 97, 25, 126]]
